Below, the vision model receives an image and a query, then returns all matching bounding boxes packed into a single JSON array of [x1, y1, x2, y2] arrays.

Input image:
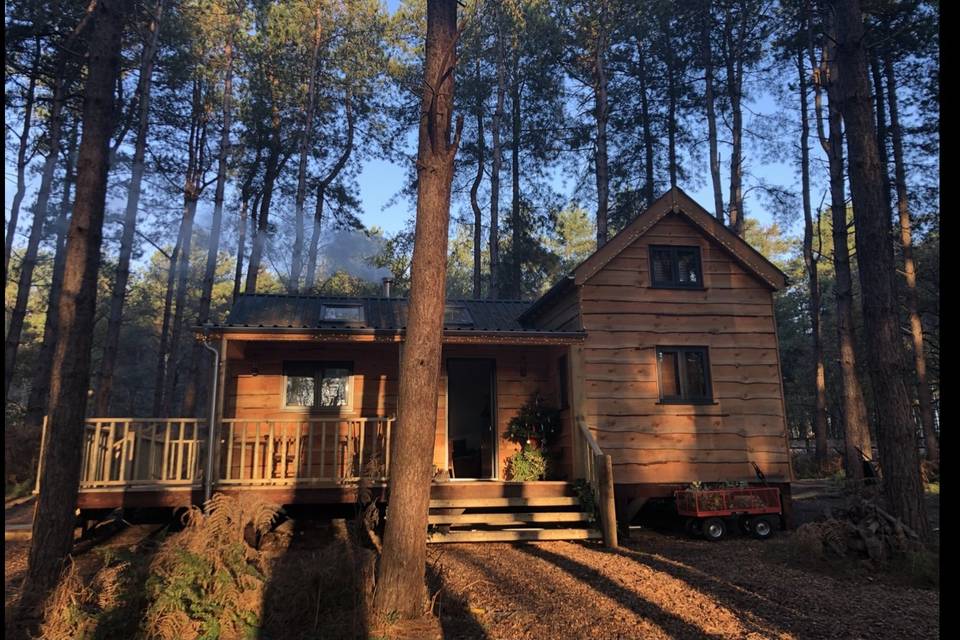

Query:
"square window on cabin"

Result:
[[650, 246, 703, 288], [656, 347, 712, 403], [321, 304, 364, 323], [444, 304, 474, 326], [284, 362, 352, 409]]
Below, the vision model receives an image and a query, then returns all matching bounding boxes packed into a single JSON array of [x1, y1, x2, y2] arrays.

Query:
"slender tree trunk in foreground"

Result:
[[832, 0, 930, 540], [702, 3, 723, 222], [488, 11, 505, 300], [510, 69, 522, 297], [724, 6, 745, 236], [593, 16, 610, 248], [24, 122, 79, 436], [470, 58, 485, 299], [798, 47, 828, 470], [634, 35, 655, 208], [153, 234, 182, 416], [20, 0, 126, 613], [95, 0, 165, 416], [245, 125, 281, 294], [5, 36, 41, 281], [374, 0, 461, 619], [809, 11, 871, 481], [884, 53, 938, 462]]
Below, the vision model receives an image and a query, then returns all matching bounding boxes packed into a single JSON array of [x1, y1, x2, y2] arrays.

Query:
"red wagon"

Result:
[[674, 486, 782, 541]]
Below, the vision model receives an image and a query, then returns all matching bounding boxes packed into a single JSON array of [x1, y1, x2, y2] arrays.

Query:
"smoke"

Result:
[[317, 228, 393, 282]]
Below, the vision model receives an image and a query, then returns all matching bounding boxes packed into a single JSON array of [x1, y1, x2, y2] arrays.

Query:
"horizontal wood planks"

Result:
[[578, 212, 791, 483]]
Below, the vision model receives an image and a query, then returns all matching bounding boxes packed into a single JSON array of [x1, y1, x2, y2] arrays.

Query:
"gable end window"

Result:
[[283, 362, 353, 410], [649, 245, 703, 288], [656, 347, 712, 404]]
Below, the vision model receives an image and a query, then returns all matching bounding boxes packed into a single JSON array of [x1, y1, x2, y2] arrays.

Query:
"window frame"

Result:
[[319, 303, 365, 324], [282, 361, 355, 412], [443, 303, 474, 327], [655, 346, 714, 405], [648, 245, 705, 289]]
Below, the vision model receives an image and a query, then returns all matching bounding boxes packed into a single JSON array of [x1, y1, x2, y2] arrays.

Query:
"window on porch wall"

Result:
[[283, 362, 353, 409]]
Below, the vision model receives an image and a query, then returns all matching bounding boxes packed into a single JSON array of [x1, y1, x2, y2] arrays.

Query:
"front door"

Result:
[[446, 358, 496, 479]]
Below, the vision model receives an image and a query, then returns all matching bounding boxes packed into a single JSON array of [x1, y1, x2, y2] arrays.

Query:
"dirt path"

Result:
[[433, 534, 938, 640]]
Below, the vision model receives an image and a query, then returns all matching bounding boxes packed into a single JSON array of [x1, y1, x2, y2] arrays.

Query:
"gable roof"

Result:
[[573, 187, 787, 289]]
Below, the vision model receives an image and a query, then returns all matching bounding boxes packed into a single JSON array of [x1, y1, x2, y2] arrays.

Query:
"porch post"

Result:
[[201, 334, 220, 504], [568, 344, 586, 478]]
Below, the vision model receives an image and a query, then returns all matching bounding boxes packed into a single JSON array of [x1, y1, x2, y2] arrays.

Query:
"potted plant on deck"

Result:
[[504, 395, 561, 481]]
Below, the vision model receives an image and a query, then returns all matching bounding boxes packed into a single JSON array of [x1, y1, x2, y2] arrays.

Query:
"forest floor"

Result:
[[3, 481, 939, 639]]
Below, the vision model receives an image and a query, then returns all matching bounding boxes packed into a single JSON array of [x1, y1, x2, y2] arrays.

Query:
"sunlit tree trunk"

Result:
[[592, 8, 610, 247], [470, 58, 485, 299], [833, 0, 930, 540], [701, 1, 724, 222], [95, 0, 165, 416], [884, 53, 938, 462], [510, 64, 522, 297], [724, 5, 745, 236], [21, 0, 126, 610], [374, 0, 461, 619], [488, 9, 505, 300]]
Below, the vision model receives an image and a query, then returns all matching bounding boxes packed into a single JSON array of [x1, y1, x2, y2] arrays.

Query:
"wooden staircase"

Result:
[[426, 481, 601, 543]]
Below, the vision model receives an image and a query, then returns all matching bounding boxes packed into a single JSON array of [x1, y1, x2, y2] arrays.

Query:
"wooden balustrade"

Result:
[[74, 416, 394, 489], [79, 419, 204, 488]]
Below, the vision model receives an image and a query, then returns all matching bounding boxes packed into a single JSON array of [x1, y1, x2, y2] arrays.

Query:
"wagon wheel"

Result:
[[750, 516, 775, 540], [702, 517, 726, 541], [684, 518, 701, 537]]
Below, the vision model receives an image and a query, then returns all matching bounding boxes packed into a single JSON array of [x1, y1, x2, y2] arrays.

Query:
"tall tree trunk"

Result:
[[470, 59, 485, 299], [3, 31, 81, 401], [884, 54, 938, 462], [488, 11, 505, 300], [24, 122, 79, 436], [162, 78, 208, 416], [869, 53, 893, 217], [185, 24, 235, 416], [808, 6, 871, 481], [832, 0, 930, 539], [633, 35, 655, 208], [21, 0, 126, 609], [373, 0, 461, 619], [664, 15, 678, 188], [593, 14, 610, 248], [702, 2, 724, 221], [510, 68, 522, 298], [724, 6, 744, 236], [304, 94, 355, 292], [95, 0, 165, 416], [290, 8, 323, 292], [233, 197, 248, 302], [153, 233, 182, 415], [798, 46, 828, 471], [5, 36, 41, 282], [245, 123, 281, 294]]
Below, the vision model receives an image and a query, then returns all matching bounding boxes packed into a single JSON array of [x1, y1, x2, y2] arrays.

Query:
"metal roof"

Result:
[[219, 294, 543, 333]]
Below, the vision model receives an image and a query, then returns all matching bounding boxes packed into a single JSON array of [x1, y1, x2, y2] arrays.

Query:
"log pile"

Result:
[[795, 498, 922, 563]]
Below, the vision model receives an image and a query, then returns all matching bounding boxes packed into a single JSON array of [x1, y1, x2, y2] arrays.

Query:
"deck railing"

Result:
[[74, 417, 394, 490], [219, 418, 393, 485], [79, 419, 205, 489], [574, 418, 618, 547]]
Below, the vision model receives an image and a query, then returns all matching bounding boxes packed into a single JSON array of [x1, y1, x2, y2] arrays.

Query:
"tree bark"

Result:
[[798, 46, 828, 471], [832, 0, 930, 539], [3, 26, 83, 401], [884, 54, 938, 462], [470, 58, 485, 299], [662, 14, 678, 188], [24, 121, 79, 436], [233, 147, 263, 303], [593, 10, 610, 248], [5, 36, 41, 282], [185, 21, 236, 416], [245, 118, 281, 294], [510, 65, 522, 298], [95, 0, 165, 416], [808, 6, 871, 481], [21, 0, 126, 609], [373, 0, 461, 619], [702, 1, 724, 222], [724, 5, 744, 236], [304, 94, 355, 292], [290, 7, 323, 292], [153, 232, 182, 415], [633, 34, 655, 208], [488, 9, 505, 300]]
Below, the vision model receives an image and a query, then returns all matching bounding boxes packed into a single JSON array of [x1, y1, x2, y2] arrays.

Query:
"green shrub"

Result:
[[507, 446, 547, 481]]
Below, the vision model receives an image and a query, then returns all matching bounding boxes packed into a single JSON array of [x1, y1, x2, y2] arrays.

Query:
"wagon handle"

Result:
[[751, 461, 767, 485]]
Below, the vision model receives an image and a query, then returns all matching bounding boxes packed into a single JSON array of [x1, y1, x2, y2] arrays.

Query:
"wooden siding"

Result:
[[578, 212, 791, 484], [224, 342, 569, 475]]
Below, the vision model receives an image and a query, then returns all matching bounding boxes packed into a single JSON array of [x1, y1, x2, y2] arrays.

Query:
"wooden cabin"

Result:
[[69, 188, 793, 542]]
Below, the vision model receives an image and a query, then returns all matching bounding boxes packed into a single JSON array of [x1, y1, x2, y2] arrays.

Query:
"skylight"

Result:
[[444, 304, 473, 326], [320, 304, 364, 323]]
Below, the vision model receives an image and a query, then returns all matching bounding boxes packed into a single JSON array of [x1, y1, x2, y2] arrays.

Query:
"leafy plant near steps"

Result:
[[504, 395, 561, 447], [507, 446, 548, 481], [573, 479, 600, 524]]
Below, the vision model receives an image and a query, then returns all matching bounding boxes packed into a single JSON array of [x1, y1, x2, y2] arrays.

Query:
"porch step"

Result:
[[428, 528, 602, 543], [425, 484, 600, 544], [428, 496, 580, 509], [428, 511, 591, 525]]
